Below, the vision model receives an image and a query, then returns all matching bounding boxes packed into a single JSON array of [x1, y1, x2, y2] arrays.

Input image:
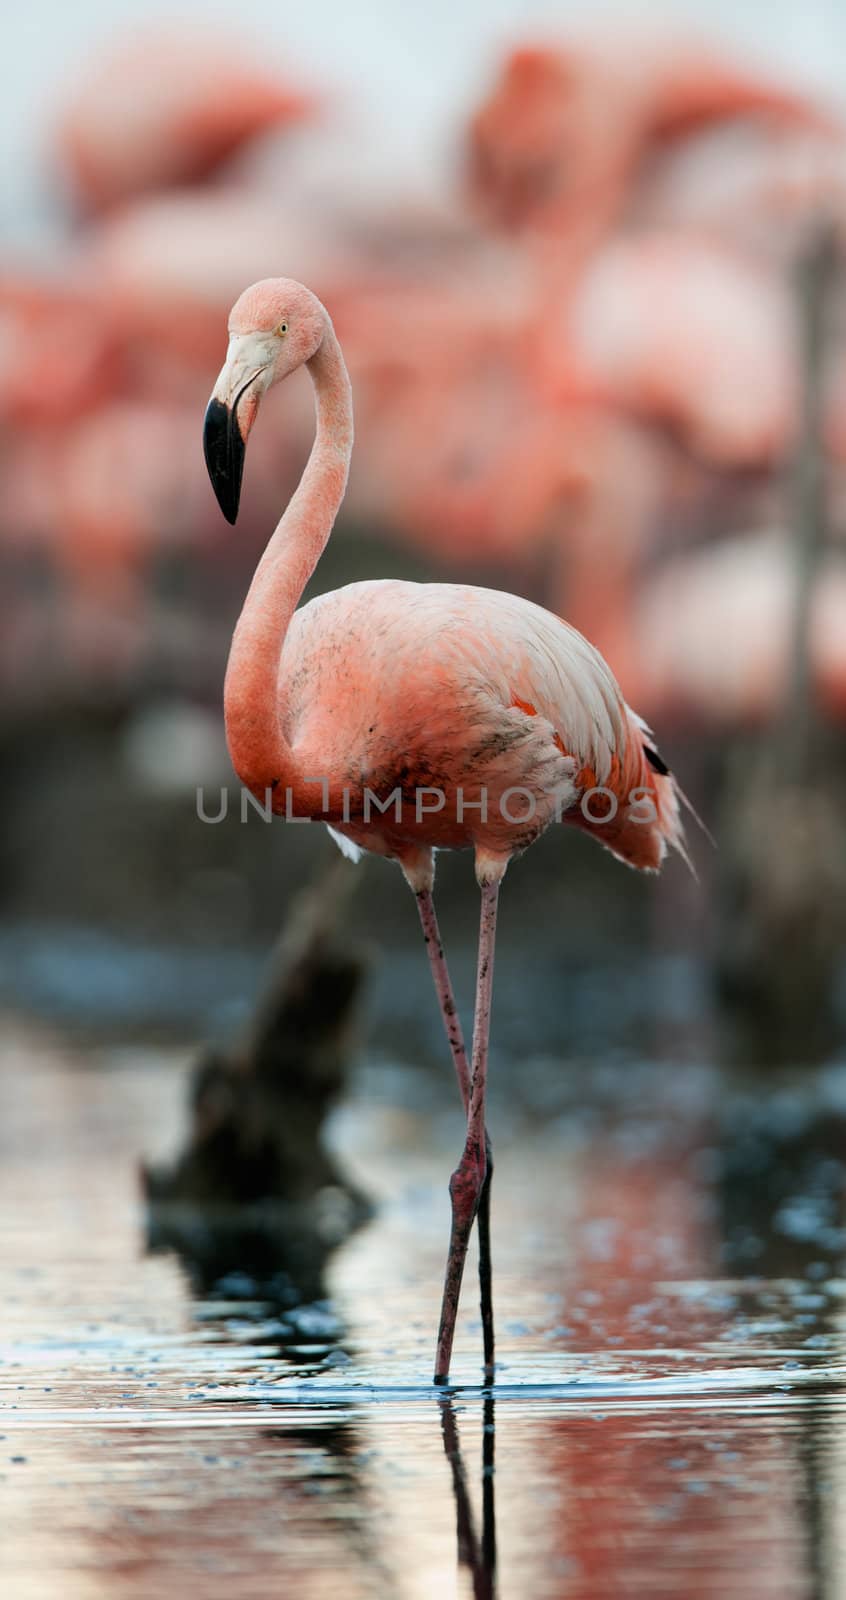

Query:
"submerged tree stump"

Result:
[[143, 859, 371, 1297]]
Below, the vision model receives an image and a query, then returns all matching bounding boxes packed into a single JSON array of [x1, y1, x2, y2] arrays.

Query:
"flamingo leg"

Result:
[[416, 890, 471, 1106], [417, 890, 496, 1384], [433, 881, 499, 1385], [476, 1149, 495, 1383]]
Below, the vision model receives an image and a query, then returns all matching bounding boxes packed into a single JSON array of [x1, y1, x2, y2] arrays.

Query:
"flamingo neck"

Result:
[[223, 321, 353, 797]]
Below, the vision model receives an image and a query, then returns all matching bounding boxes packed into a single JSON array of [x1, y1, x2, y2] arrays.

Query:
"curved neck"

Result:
[[223, 322, 353, 794]]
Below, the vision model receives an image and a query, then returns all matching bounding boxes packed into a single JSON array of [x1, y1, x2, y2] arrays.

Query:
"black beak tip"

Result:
[[203, 396, 244, 525], [217, 493, 239, 528]]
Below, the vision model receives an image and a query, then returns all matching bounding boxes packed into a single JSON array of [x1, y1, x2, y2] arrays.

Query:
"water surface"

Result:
[[2, 1018, 845, 1598]]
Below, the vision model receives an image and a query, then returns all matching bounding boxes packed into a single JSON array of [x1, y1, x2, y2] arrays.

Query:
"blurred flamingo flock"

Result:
[[3, 23, 846, 731]]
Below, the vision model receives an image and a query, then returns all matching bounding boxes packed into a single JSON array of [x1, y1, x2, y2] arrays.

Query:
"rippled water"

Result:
[[2, 1016, 846, 1598]]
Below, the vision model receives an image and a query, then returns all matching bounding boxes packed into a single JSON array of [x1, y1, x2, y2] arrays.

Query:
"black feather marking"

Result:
[[644, 745, 669, 776]]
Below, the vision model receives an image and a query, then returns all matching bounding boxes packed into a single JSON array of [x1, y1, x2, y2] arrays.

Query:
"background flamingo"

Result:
[[55, 27, 314, 213], [624, 532, 846, 725], [537, 233, 798, 468], [468, 34, 835, 238], [7, 24, 846, 717]]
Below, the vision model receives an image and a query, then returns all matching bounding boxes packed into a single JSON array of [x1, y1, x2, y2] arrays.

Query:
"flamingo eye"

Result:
[[276, 321, 288, 336]]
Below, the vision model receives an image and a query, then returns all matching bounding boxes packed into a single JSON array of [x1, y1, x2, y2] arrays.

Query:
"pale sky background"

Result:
[[5, 0, 846, 245]]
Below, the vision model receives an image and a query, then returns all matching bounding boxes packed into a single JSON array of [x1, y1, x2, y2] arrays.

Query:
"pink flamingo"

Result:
[[0, 277, 121, 424], [468, 36, 834, 237], [537, 232, 797, 468], [56, 27, 314, 213], [621, 533, 846, 726], [203, 277, 687, 1385], [632, 122, 846, 264]]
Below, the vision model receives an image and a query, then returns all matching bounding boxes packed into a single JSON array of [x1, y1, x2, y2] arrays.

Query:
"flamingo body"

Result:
[[277, 578, 680, 878]]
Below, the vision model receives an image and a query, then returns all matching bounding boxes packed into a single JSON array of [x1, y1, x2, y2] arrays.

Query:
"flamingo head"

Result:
[[203, 277, 326, 523]]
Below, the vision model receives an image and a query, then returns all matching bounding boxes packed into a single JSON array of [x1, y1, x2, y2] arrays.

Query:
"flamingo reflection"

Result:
[[439, 1395, 497, 1600]]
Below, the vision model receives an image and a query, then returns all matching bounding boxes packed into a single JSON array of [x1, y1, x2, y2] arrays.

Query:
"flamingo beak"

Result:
[[203, 394, 247, 525], [203, 351, 265, 524]]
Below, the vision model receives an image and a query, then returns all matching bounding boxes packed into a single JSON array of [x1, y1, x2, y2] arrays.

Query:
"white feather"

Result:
[[326, 825, 363, 864]]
